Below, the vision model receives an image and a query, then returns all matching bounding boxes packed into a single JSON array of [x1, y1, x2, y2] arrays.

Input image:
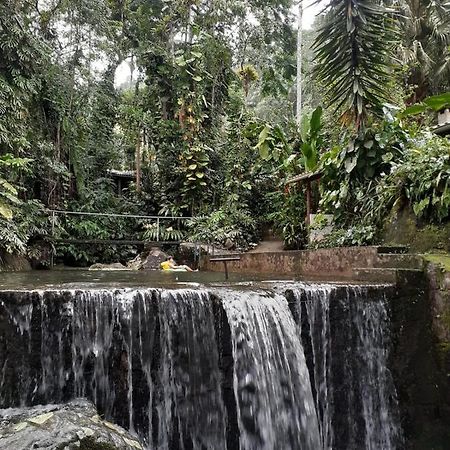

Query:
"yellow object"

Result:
[[160, 261, 172, 270]]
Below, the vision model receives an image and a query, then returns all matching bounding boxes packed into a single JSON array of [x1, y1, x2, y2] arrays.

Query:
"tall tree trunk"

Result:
[[135, 130, 141, 193], [296, 0, 303, 126]]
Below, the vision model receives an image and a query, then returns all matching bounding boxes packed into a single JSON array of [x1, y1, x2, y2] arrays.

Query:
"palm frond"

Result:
[[313, 0, 397, 129]]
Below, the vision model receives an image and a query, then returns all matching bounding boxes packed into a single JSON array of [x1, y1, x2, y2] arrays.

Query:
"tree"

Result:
[[313, 0, 397, 130], [296, 0, 303, 126], [398, 0, 450, 102]]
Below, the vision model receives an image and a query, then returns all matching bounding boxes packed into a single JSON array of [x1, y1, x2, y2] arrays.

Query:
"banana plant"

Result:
[[398, 92, 450, 117], [299, 106, 323, 172]]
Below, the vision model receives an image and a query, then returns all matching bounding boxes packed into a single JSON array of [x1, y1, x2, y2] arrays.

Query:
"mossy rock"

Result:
[[0, 399, 144, 450], [383, 208, 450, 253], [79, 438, 119, 450]]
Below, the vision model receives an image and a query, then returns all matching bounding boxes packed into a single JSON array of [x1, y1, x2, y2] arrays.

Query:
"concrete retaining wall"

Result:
[[201, 246, 380, 279]]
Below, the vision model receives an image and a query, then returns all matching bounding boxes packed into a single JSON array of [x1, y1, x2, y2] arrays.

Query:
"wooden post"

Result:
[[224, 261, 229, 280], [50, 210, 55, 268], [306, 180, 311, 227]]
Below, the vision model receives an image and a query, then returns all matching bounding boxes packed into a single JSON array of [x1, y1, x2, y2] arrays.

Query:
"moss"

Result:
[[79, 438, 119, 450], [423, 254, 450, 272], [382, 208, 450, 253]]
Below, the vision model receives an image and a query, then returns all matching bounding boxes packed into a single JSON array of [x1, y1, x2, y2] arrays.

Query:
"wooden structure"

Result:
[[107, 169, 135, 195], [209, 256, 241, 280], [285, 170, 323, 226]]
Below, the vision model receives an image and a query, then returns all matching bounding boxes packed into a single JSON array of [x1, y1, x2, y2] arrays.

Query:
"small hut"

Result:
[[107, 169, 135, 196]]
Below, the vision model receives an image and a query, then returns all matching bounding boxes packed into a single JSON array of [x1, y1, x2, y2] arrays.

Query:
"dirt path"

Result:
[[248, 240, 285, 253]]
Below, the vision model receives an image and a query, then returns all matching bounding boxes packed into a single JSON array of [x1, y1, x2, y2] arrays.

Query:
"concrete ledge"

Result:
[[201, 246, 380, 279]]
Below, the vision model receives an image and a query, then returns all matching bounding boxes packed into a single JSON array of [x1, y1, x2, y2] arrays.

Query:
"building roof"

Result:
[[285, 170, 323, 185], [107, 169, 136, 179]]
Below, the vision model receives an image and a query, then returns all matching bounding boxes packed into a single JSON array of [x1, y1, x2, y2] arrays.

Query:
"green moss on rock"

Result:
[[383, 209, 450, 253], [424, 254, 450, 272], [79, 438, 118, 450]]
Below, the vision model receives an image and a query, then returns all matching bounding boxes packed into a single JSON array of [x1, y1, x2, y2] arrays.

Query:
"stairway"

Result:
[[352, 246, 425, 284]]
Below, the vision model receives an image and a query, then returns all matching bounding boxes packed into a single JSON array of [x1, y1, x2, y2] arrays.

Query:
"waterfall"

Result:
[[288, 284, 403, 450], [0, 283, 404, 450], [295, 284, 333, 450], [157, 289, 228, 450], [0, 289, 228, 450], [219, 289, 321, 450]]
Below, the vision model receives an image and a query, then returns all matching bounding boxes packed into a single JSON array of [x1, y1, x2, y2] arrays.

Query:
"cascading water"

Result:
[[157, 289, 228, 450], [293, 284, 333, 450], [0, 283, 404, 450], [0, 289, 228, 450], [288, 284, 403, 450], [218, 289, 321, 450]]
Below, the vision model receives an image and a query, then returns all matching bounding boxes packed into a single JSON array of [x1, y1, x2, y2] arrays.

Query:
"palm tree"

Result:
[[313, 0, 397, 130], [397, 0, 450, 103]]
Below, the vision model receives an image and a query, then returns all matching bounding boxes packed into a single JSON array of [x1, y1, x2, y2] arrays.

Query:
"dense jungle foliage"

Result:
[[0, 0, 449, 265]]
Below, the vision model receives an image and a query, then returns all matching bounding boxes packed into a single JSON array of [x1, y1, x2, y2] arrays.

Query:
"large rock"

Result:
[[0, 399, 144, 450], [127, 247, 168, 270]]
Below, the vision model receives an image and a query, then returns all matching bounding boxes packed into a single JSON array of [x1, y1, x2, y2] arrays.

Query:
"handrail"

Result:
[[47, 209, 201, 268], [48, 209, 194, 220]]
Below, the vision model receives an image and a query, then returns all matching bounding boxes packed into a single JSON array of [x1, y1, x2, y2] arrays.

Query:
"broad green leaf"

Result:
[[259, 141, 270, 160], [300, 114, 310, 142], [301, 142, 313, 160], [398, 104, 427, 117], [0, 178, 18, 195], [188, 164, 197, 170], [257, 125, 270, 146], [423, 93, 450, 111], [175, 56, 186, 67], [310, 107, 322, 133], [413, 198, 430, 217], [195, 172, 204, 178]]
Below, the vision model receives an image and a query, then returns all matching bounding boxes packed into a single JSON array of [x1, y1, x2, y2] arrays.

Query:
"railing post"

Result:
[[156, 217, 160, 242], [50, 210, 55, 268]]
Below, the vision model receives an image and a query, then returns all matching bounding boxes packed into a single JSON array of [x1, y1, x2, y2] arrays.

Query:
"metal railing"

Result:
[[49, 209, 195, 243]]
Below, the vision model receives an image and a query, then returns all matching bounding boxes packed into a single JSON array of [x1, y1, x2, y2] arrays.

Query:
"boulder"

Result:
[[0, 399, 144, 450], [127, 247, 168, 270], [89, 262, 127, 270]]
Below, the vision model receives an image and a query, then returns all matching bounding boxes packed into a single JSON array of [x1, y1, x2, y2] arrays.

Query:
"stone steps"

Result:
[[353, 267, 425, 285], [374, 253, 424, 270]]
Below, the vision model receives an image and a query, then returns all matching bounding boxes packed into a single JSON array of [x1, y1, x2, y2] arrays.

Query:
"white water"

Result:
[[219, 288, 322, 450]]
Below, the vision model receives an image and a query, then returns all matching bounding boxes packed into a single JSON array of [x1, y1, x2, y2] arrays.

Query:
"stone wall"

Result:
[[389, 265, 450, 449], [201, 246, 380, 279], [383, 208, 450, 253]]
